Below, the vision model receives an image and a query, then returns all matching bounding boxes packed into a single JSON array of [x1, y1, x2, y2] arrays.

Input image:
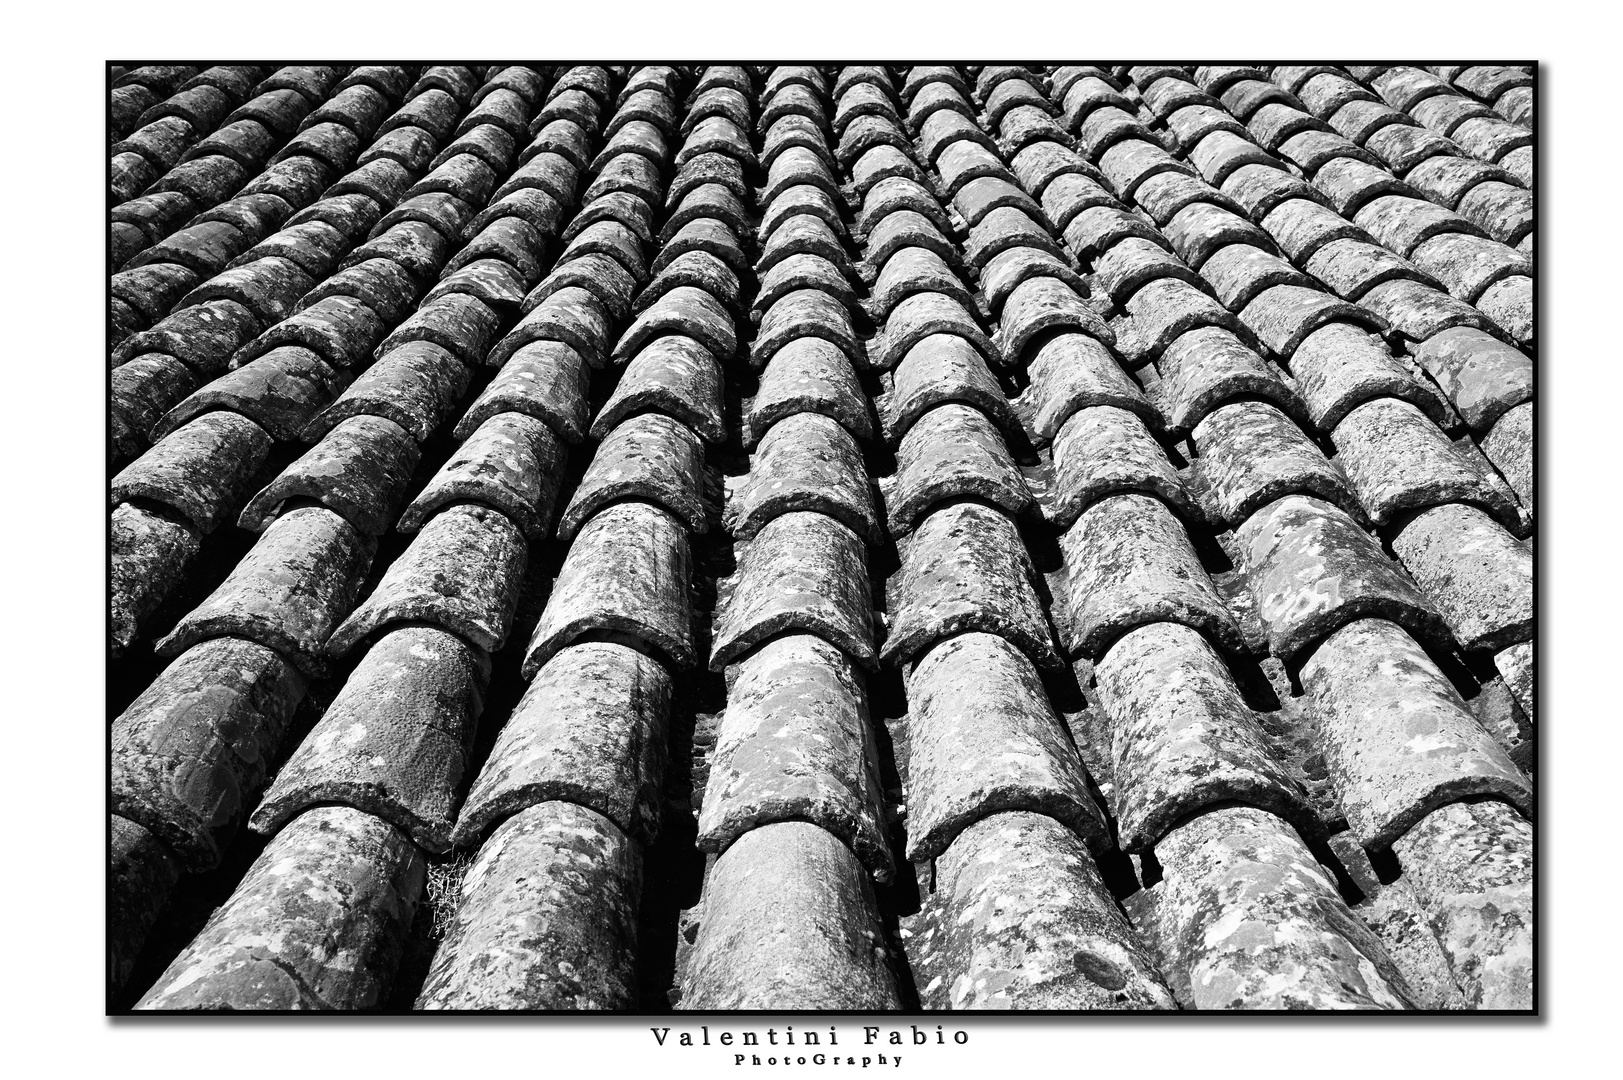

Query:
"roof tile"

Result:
[[1390, 798, 1531, 1008], [526, 501, 696, 676], [421, 801, 641, 1009], [1192, 399, 1357, 527], [1233, 494, 1447, 660], [241, 413, 418, 535], [1150, 804, 1415, 1009], [112, 636, 306, 870], [308, 339, 467, 442], [596, 333, 724, 443], [1060, 491, 1243, 659], [1302, 618, 1532, 847], [1047, 404, 1194, 528], [883, 403, 1031, 533], [135, 806, 423, 1010], [251, 625, 490, 851], [110, 502, 202, 655], [1392, 502, 1533, 652], [697, 633, 893, 881], [906, 633, 1106, 860], [711, 510, 873, 670], [156, 505, 374, 675], [1154, 324, 1306, 435], [1096, 620, 1319, 850], [884, 501, 1057, 669], [676, 821, 899, 1010], [743, 336, 873, 447], [327, 501, 526, 656], [729, 411, 877, 543], [1018, 330, 1154, 443]]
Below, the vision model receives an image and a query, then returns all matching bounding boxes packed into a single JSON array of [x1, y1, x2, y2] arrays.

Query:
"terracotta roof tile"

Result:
[[110, 62, 1535, 1013]]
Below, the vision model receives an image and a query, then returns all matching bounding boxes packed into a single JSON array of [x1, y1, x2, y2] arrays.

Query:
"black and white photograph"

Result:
[[6, 0, 1612, 1071], [104, 56, 1536, 1015]]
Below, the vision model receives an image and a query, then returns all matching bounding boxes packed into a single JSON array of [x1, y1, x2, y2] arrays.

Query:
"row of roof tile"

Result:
[[111, 63, 1534, 1012]]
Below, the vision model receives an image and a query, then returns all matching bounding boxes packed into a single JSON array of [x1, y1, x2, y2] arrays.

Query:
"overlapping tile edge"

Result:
[[107, 63, 1535, 1012]]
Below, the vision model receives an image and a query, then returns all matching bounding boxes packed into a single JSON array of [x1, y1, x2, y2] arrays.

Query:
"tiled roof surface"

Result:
[[108, 62, 1535, 1012]]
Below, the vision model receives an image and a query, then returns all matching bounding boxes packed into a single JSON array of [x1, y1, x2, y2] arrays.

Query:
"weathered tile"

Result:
[[303, 257, 424, 327], [883, 403, 1030, 534], [252, 626, 490, 852], [455, 641, 671, 849], [906, 633, 1105, 860], [698, 633, 891, 881], [241, 414, 419, 536], [490, 287, 613, 369], [878, 331, 1020, 445], [743, 336, 874, 448], [1151, 805, 1414, 1010], [135, 806, 424, 1011], [1304, 238, 1441, 302], [113, 299, 264, 376], [113, 636, 307, 870], [1166, 201, 1275, 269], [1392, 503, 1532, 652], [1456, 180, 1533, 246], [418, 802, 641, 1010], [1061, 493, 1243, 659], [524, 501, 695, 676], [750, 288, 863, 370], [755, 253, 855, 314], [1302, 617, 1532, 847], [595, 334, 726, 445], [113, 411, 273, 533], [399, 412, 563, 540], [1116, 276, 1248, 365], [1018, 331, 1155, 445], [1392, 799, 1531, 1010], [558, 412, 708, 540], [676, 822, 899, 1011], [712, 511, 873, 670], [1096, 621, 1319, 851], [866, 239, 969, 321], [1048, 405, 1193, 528], [910, 810, 1174, 1010], [1233, 494, 1447, 660], [1240, 284, 1387, 360], [1220, 161, 1326, 218], [1192, 400, 1356, 527], [158, 345, 350, 442], [1288, 322, 1444, 430], [728, 411, 877, 544], [156, 506, 373, 676], [376, 293, 503, 367], [453, 340, 586, 444], [328, 503, 526, 657], [1410, 232, 1530, 304], [1333, 396, 1523, 530], [1200, 243, 1314, 310], [861, 204, 957, 271], [1475, 275, 1533, 346], [109, 816, 180, 991], [871, 290, 997, 372], [1481, 401, 1533, 510], [1155, 326, 1307, 436], [109, 502, 201, 656], [1496, 641, 1534, 724], [997, 276, 1111, 365], [642, 250, 742, 315], [884, 501, 1057, 670]]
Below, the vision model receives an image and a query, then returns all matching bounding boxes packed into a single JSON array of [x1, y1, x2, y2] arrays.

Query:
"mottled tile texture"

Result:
[[110, 63, 1533, 1013]]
